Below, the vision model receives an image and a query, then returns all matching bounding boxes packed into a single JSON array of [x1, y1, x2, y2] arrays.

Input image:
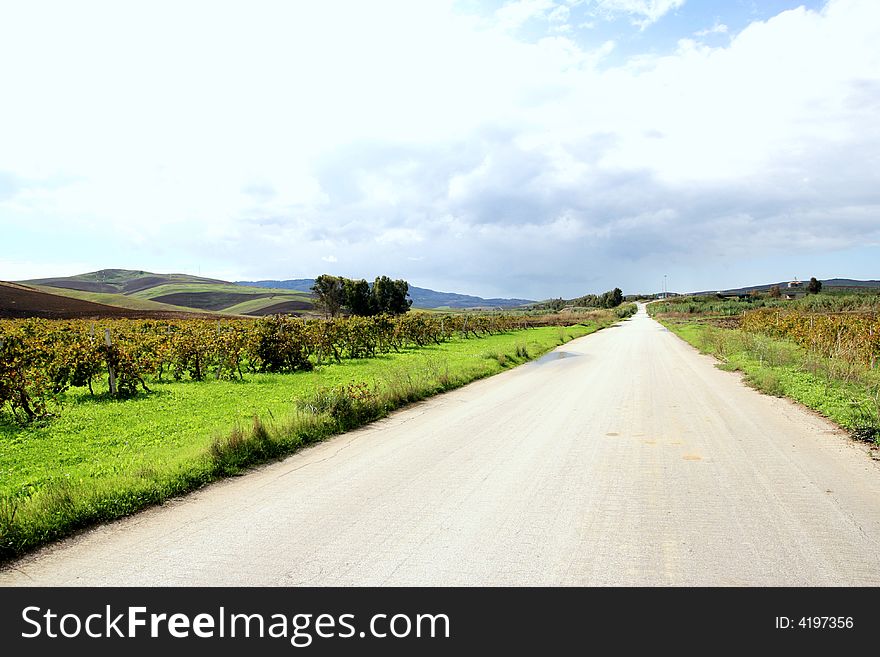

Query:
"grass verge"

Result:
[[659, 319, 880, 445], [0, 320, 611, 561]]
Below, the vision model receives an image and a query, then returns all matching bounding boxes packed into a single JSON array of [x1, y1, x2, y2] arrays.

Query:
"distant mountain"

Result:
[[694, 278, 880, 296], [237, 279, 316, 293], [236, 279, 534, 309], [819, 278, 880, 289], [407, 286, 533, 309]]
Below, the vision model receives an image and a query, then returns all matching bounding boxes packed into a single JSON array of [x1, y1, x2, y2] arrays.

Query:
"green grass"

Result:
[[0, 321, 607, 560], [660, 319, 880, 443]]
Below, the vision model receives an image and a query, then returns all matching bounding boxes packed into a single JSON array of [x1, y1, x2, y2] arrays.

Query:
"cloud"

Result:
[[1, 0, 879, 296], [694, 21, 728, 37], [494, 0, 559, 31], [592, 0, 686, 28], [548, 5, 571, 22]]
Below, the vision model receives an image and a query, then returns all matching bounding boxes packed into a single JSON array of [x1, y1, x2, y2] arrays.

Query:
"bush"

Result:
[[296, 383, 379, 429], [249, 315, 314, 373], [615, 304, 637, 319]]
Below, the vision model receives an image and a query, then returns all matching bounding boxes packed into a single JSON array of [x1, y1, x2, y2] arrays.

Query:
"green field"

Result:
[[0, 321, 606, 560], [127, 282, 314, 314], [221, 295, 313, 315]]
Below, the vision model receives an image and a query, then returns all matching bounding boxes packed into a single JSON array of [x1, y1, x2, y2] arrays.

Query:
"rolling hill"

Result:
[[7, 269, 533, 318], [236, 279, 534, 309], [25, 269, 228, 294], [0, 282, 216, 319], [16, 269, 315, 317]]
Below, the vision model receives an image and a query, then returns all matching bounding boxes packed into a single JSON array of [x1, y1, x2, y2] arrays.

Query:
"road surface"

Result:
[[3, 305, 880, 585]]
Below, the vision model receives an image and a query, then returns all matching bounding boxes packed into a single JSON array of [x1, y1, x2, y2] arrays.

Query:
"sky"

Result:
[[1, 0, 878, 299]]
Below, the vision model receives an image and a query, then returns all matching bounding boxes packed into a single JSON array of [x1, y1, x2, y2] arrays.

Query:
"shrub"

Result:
[[296, 382, 379, 429]]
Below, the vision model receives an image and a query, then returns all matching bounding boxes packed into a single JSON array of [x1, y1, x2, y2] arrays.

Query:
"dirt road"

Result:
[[3, 305, 880, 585]]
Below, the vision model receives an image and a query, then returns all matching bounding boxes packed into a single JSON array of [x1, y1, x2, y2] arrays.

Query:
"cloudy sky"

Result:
[[1, 0, 878, 298]]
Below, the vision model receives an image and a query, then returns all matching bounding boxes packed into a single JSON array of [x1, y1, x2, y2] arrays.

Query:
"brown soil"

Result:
[[30, 279, 118, 293]]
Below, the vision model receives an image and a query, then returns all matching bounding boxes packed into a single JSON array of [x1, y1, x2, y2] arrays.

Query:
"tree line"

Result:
[[535, 287, 624, 312], [311, 274, 413, 318]]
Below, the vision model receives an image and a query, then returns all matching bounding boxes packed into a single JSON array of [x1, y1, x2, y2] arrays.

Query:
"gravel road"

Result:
[[3, 304, 880, 585]]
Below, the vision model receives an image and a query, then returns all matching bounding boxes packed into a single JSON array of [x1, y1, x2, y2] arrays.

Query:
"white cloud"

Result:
[[0, 258, 94, 282], [495, 0, 558, 31], [694, 21, 728, 37], [548, 5, 571, 22], [592, 0, 686, 28]]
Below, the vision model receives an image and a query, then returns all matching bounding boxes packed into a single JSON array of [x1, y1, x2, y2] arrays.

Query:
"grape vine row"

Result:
[[0, 312, 565, 422]]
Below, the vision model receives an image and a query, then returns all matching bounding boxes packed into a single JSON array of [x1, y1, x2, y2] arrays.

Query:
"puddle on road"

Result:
[[531, 350, 582, 366]]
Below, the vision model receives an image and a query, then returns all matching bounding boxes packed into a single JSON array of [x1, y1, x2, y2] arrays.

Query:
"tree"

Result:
[[343, 278, 372, 316], [372, 276, 412, 315], [610, 287, 623, 307], [597, 288, 623, 308], [768, 285, 781, 298], [390, 279, 413, 314], [311, 274, 345, 318], [807, 277, 822, 294], [572, 294, 597, 308]]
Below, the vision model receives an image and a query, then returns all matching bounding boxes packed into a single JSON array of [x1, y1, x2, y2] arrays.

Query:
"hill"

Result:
[[8, 269, 534, 317], [696, 278, 880, 296], [24, 269, 228, 294], [0, 282, 217, 319], [236, 279, 533, 309], [17, 269, 315, 317]]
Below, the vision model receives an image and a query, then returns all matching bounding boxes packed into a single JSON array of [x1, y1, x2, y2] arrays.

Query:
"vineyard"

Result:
[[741, 309, 880, 369], [648, 295, 880, 369], [0, 312, 584, 423], [648, 292, 880, 317]]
